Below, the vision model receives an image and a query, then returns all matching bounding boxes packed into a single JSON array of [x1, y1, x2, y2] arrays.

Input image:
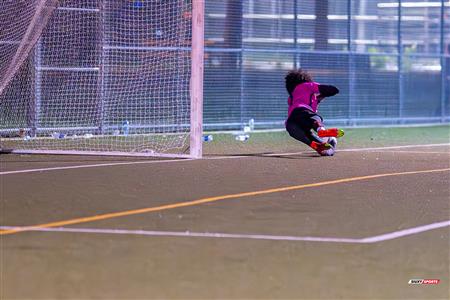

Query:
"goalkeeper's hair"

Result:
[[285, 69, 313, 96]]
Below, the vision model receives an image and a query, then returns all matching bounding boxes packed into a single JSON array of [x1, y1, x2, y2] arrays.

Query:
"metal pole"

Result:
[[347, 0, 354, 124], [239, 3, 244, 129], [294, 0, 298, 68], [97, 0, 106, 134], [31, 39, 42, 137], [347, 0, 351, 52], [190, 0, 204, 158], [440, 0, 446, 122], [398, 0, 403, 122], [239, 52, 244, 129]]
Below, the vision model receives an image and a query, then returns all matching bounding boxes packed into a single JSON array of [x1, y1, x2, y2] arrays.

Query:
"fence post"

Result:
[[398, 0, 403, 123], [239, 3, 244, 129], [31, 39, 42, 137], [347, 0, 355, 125], [294, 0, 298, 68], [97, 0, 106, 134], [440, 0, 446, 122]]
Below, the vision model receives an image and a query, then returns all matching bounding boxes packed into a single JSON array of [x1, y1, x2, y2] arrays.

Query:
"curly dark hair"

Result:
[[285, 69, 313, 96]]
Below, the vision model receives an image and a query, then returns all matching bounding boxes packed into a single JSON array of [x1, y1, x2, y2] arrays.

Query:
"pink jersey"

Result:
[[287, 82, 320, 119]]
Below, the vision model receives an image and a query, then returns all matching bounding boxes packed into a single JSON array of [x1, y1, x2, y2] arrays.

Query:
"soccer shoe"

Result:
[[318, 128, 345, 138], [310, 141, 332, 154], [319, 137, 337, 156]]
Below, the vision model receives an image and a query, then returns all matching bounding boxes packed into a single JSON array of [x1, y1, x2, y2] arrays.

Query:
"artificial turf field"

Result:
[[1, 125, 449, 299]]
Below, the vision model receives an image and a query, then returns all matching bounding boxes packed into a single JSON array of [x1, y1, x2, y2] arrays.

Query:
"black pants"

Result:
[[286, 108, 325, 146]]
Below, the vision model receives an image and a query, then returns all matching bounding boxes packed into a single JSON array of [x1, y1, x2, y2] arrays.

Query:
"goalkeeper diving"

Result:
[[285, 69, 344, 156]]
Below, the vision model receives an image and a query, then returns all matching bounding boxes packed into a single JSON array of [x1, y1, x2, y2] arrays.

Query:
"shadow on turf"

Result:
[[207, 152, 318, 159]]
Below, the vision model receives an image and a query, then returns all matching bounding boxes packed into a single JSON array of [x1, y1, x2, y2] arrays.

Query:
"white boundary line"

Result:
[[366, 150, 450, 154], [0, 159, 195, 175], [216, 143, 450, 158], [1, 220, 449, 244], [339, 143, 450, 152], [1, 143, 449, 176]]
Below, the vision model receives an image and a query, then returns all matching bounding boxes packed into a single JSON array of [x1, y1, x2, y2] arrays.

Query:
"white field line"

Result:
[[367, 150, 450, 154], [0, 158, 195, 175], [1, 220, 449, 244], [339, 143, 450, 152], [1, 143, 449, 176], [245, 143, 450, 157]]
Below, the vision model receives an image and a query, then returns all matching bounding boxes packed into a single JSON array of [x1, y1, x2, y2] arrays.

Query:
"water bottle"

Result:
[[122, 120, 130, 136], [249, 118, 255, 131], [235, 134, 249, 142], [133, 1, 144, 8], [203, 135, 213, 142], [51, 132, 65, 139]]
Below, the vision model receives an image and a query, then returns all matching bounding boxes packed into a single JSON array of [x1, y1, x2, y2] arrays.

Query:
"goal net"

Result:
[[0, 0, 203, 158]]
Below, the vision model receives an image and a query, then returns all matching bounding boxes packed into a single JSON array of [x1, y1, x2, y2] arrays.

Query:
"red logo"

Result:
[[422, 279, 440, 284], [409, 279, 440, 285]]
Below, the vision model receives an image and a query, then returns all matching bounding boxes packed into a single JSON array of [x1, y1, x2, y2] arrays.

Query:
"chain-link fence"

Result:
[[204, 0, 450, 129]]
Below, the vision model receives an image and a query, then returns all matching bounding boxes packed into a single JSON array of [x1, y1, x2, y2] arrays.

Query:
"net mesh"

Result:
[[0, 0, 59, 96], [0, 0, 193, 156]]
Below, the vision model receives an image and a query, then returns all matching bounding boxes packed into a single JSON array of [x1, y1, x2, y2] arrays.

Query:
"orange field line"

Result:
[[1, 168, 449, 236]]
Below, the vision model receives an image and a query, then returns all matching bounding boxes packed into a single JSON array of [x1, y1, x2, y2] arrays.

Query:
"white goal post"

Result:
[[0, 0, 204, 158], [190, 0, 204, 159]]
